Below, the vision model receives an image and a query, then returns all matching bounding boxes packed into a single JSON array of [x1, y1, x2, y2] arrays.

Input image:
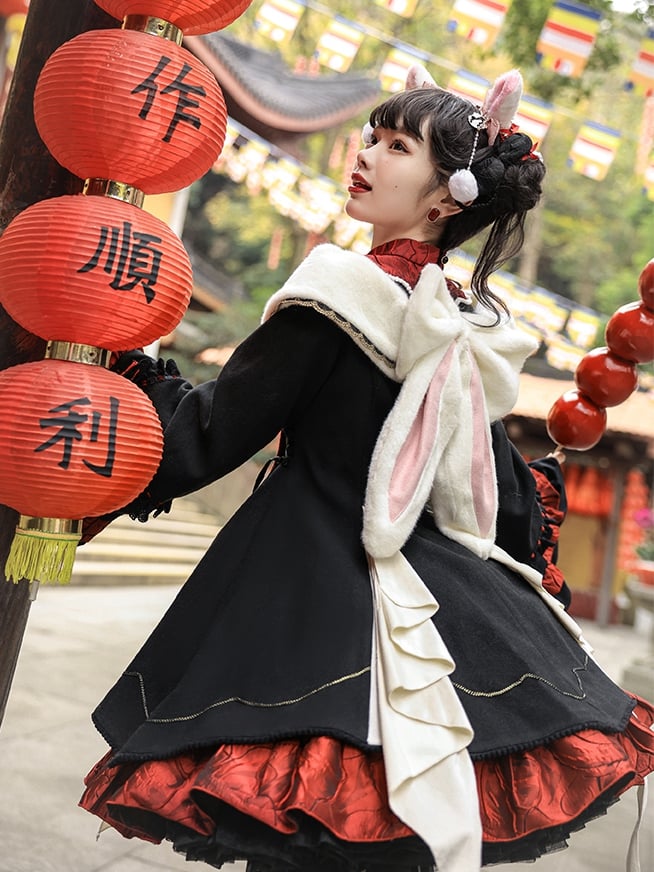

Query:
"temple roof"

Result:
[[185, 33, 381, 148]]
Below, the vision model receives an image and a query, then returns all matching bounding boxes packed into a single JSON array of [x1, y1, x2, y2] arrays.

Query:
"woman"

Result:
[[80, 67, 654, 871]]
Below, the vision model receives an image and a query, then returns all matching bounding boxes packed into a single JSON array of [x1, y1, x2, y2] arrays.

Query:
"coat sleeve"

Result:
[[491, 422, 571, 607], [527, 457, 570, 606], [120, 305, 344, 516]]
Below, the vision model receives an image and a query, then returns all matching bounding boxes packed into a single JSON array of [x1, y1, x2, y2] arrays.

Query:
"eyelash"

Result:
[[366, 133, 408, 152]]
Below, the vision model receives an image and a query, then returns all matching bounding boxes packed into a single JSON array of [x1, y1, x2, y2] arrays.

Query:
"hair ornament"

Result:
[[449, 70, 524, 205], [522, 140, 543, 162], [400, 65, 535, 204], [361, 121, 374, 145], [481, 69, 523, 147], [448, 168, 479, 204], [447, 109, 488, 204]]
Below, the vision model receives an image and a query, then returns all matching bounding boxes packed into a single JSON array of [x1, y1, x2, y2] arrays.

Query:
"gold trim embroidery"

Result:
[[278, 298, 397, 375], [126, 666, 371, 723], [452, 656, 589, 700]]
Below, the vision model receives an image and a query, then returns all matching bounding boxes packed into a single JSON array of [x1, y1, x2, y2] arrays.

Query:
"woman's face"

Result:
[[345, 121, 455, 247]]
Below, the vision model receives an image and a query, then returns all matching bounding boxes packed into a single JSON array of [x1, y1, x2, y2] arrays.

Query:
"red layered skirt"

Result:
[[80, 694, 654, 869]]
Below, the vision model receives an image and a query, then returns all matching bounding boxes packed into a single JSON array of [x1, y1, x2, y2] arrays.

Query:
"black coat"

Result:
[[94, 306, 632, 766]]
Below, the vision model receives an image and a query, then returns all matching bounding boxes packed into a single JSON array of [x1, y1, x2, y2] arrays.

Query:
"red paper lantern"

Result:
[[93, 0, 252, 35], [573, 467, 613, 517], [33, 28, 227, 194], [0, 193, 193, 350], [0, 359, 163, 518]]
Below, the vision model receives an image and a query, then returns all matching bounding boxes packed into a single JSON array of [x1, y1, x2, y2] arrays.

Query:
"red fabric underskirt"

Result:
[[81, 696, 654, 847]]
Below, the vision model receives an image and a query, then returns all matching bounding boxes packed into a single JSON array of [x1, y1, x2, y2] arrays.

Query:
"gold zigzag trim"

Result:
[[126, 666, 371, 723]]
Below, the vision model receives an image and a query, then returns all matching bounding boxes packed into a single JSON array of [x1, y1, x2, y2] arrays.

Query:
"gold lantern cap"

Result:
[[45, 340, 111, 368], [83, 178, 145, 208], [122, 15, 183, 45]]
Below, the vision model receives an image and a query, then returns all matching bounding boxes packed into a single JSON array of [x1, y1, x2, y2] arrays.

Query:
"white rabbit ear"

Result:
[[405, 64, 438, 90], [482, 69, 523, 131]]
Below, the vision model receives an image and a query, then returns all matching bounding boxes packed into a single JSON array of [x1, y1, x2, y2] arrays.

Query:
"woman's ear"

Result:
[[437, 191, 463, 217]]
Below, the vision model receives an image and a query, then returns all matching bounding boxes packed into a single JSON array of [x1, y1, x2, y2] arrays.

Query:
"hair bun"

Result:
[[496, 132, 534, 165]]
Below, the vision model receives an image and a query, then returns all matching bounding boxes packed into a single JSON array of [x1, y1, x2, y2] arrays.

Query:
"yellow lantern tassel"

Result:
[[4, 516, 82, 584]]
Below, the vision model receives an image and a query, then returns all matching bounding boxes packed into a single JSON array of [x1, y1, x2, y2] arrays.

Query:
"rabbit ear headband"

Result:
[[363, 64, 533, 206], [448, 67, 525, 204]]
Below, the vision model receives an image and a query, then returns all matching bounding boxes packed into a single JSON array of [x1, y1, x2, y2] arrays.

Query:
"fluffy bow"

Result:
[[363, 262, 532, 560]]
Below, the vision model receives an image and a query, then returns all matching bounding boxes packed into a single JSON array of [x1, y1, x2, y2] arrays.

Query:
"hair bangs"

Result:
[[369, 90, 435, 140]]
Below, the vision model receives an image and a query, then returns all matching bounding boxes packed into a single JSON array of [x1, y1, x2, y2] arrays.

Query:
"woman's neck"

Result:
[[372, 231, 438, 248]]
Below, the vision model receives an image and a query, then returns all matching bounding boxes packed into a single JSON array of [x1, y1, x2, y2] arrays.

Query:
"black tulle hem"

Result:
[[104, 776, 628, 871]]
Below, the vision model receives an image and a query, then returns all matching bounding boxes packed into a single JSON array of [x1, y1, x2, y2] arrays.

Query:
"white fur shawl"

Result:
[[263, 243, 538, 560]]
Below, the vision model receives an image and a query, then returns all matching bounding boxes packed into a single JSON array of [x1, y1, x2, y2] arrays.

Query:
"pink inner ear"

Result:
[[469, 359, 495, 538], [482, 70, 522, 128], [388, 345, 455, 523]]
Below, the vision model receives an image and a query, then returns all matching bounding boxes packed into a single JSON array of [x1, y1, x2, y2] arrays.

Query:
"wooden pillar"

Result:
[[0, 0, 115, 728]]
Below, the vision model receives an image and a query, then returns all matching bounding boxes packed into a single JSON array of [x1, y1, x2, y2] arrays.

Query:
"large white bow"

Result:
[[363, 263, 535, 560]]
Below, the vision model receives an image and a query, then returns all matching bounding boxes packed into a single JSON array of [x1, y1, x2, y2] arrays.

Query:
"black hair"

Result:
[[369, 87, 546, 320]]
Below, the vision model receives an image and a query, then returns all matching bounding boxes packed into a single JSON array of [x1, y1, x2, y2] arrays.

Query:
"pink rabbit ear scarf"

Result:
[[263, 244, 588, 872]]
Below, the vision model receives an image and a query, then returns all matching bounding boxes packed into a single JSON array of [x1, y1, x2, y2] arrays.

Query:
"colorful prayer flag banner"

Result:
[[515, 93, 554, 145], [297, 176, 346, 233], [522, 289, 570, 336], [636, 95, 654, 174], [223, 139, 270, 191], [254, 0, 304, 42], [447, 69, 489, 105], [488, 271, 530, 320], [536, 0, 602, 78], [565, 307, 601, 348], [447, 0, 512, 49], [212, 121, 240, 171], [262, 157, 301, 193], [545, 335, 584, 372], [568, 121, 621, 181], [332, 212, 372, 251], [445, 251, 474, 289], [375, 0, 421, 16], [626, 28, 654, 97], [380, 45, 431, 92], [315, 19, 364, 72]]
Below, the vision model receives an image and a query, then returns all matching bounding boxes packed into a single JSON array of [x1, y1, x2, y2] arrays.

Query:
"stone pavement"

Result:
[[0, 584, 652, 872]]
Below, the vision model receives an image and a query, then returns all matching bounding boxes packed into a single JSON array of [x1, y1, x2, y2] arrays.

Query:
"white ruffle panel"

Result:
[[367, 551, 482, 872]]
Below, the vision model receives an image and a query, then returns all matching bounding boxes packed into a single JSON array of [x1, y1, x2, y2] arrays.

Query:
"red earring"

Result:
[[427, 207, 441, 222]]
